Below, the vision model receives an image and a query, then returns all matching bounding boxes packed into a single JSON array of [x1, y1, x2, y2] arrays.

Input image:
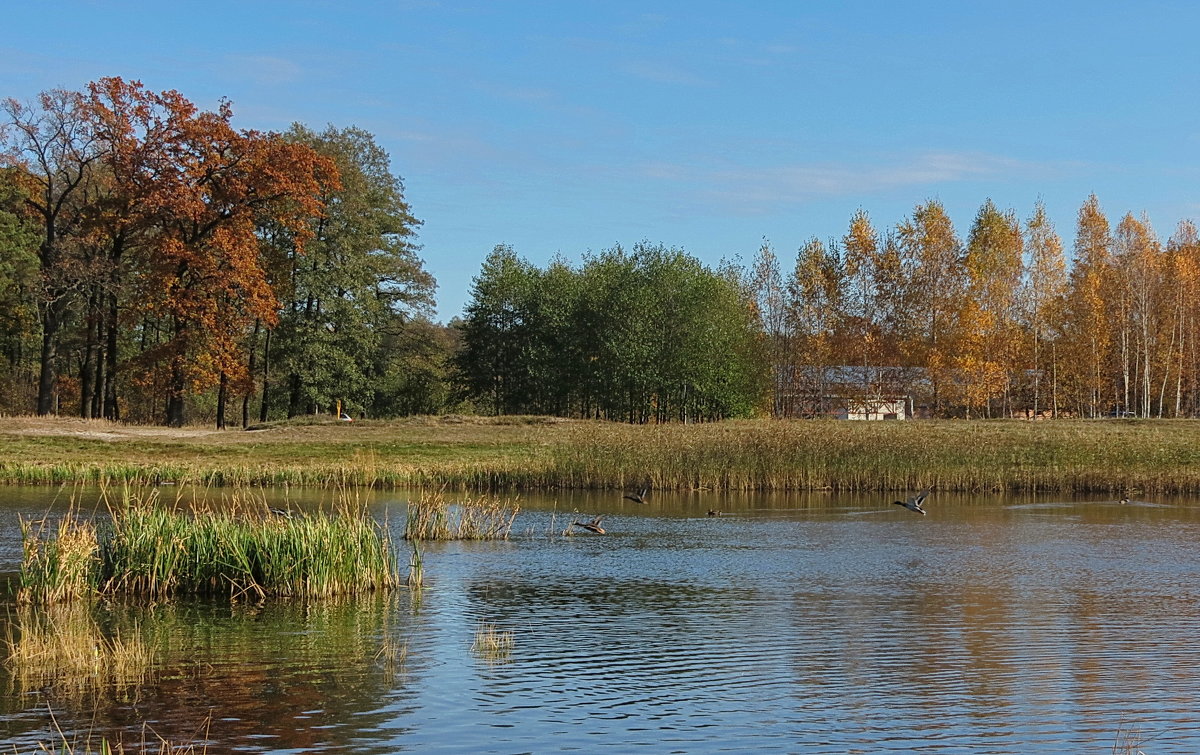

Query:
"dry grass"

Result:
[[0, 414, 554, 488], [7, 414, 1200, 494], [404, 492, 520, 540], [470, 622, 514, 660], [18, 513, 101, 605], [548, 418, 1200, 494]]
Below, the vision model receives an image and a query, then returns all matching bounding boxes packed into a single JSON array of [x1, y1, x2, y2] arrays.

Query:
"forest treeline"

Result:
[[745, 196, 1200, 420], [3, 78, 1199, 424], [455, 194, 1200, 421], [455, 242, 764, 422], [1, 78, 446, 426]]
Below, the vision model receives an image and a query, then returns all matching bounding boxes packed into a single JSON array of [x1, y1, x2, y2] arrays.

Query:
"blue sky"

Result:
[[5, 1, 1200, 319]]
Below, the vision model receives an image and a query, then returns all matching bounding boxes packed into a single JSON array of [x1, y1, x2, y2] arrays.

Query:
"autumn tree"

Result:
[[1111, 213, 1163, 417], [896, 200, 964, 414], [1061, 195, 1113, 416], [1021, 200, 1067, 416], [85, 79, 337, 426], [785, 237, 843, 416], [841, 210, 883, 389], [77, 78, 192, 420], [1164, 221, 1200, 416], [958, 199, 1023, 416]]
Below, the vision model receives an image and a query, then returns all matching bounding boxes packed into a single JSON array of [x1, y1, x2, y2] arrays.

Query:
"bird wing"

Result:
[[910, 488, 932, 506]]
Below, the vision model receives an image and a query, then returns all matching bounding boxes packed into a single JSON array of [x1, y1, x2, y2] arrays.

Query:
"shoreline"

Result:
[[2, 415, 1197, 494]]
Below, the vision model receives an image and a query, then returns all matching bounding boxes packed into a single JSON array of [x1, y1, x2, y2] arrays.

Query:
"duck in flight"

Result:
[[571, 515, 606, 535], [624, 486, 650, 504], [893, 488, 932, 515]]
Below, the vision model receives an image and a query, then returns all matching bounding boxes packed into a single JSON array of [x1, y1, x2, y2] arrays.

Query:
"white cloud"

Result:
[[658, 152, 1045, 210]]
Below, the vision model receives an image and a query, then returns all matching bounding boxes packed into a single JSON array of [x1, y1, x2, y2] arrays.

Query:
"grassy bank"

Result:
[[4, 415, 1200, 494]]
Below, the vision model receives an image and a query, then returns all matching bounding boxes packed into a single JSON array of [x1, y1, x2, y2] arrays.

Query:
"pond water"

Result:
[[1, 486, 1198, 753]]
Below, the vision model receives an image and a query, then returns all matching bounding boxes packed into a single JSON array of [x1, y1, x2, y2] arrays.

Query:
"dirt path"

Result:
[[0, 416, 224, 442]]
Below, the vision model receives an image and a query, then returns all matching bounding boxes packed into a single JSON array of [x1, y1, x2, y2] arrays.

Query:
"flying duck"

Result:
[[572, 515, 606, 535], [893, 488, 932, 515], [623, 486, 650, 504]]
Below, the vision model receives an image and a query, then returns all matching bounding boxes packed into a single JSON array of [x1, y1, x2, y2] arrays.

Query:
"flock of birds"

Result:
[[274, 485, 1131, 535], [568, 485, 946, 535]]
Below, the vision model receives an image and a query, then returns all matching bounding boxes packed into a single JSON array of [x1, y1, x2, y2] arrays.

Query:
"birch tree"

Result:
[[1022, 200, 1067, 416]]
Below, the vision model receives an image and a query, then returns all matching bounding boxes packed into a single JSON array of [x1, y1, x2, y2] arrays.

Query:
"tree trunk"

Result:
[[103, 291, 120, 420], [165, 321, 186, 427], [92, 335, 105, 419], [288, 372, 302, 418], [36, 298, 67, 415], [216, 371, 228, 430], [166, 379, 186, 427], [80, 291, 98, 418], [259, 327, 272, 423]]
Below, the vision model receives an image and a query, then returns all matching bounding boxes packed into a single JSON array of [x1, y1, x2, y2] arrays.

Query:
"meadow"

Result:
[[3, 414, 1200, 494]]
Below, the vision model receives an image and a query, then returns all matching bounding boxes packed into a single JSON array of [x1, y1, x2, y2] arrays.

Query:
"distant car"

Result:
[[339, 413, 353, 422], [1105, 410, 1136, 418]]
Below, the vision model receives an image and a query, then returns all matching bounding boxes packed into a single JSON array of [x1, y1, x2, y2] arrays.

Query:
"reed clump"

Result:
[[404, 493, 520, 541], [19, 512, 101, 605], [406, 542, 424, 587], [470, 622, 514, 660], [18, 490, 400, 603]]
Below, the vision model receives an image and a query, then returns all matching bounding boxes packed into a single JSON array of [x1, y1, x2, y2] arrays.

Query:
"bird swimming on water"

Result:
[[571, 515, 606, 535], [624, 486, 650, 504], [707, 509, 722, 517], [893, 488, 932, 515]]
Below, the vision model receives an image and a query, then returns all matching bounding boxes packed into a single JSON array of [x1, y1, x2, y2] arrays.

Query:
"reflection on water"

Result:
[[2, 486, 1200, 752]]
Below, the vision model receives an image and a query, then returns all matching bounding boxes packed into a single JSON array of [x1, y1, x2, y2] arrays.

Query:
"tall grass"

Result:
[[470, 622, 514, 662], [18, 490, 400, 603], [406, 541, 423, 587], [404, 493, 520, 540], [10, 416, 1200, 494], [19, 513, 100, 605], [548, 419, 1200, 494]]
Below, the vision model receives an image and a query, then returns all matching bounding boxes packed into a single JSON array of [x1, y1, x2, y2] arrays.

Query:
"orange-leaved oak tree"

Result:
[[85, 77, 338, 426]]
